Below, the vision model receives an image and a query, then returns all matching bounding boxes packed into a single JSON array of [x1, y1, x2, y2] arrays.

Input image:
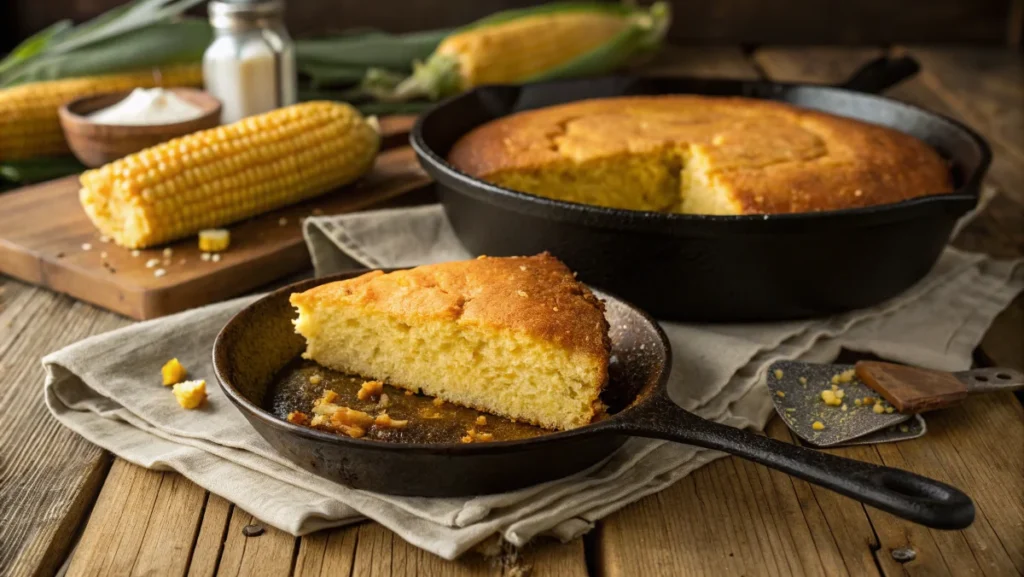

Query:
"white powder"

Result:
[[89, 88, 204, 125]]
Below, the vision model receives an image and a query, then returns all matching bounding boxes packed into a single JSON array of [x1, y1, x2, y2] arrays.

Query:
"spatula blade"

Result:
[[808, 414, 927, 447], [767, 360, 912, 447]]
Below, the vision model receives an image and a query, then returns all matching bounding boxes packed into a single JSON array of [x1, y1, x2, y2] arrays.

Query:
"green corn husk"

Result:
[[0, 157, 87, 187], [364, 1, 671, 102], [2, 19, 211, 87], [296, 28, 450, 71], [0, 0, 207, 86], [295, 29, 449, 89]]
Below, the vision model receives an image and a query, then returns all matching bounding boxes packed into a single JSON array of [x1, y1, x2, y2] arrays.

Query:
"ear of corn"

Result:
[[371, 2, 670, 101], [0, 64, 203, 161], [79, 101, 380, 249]]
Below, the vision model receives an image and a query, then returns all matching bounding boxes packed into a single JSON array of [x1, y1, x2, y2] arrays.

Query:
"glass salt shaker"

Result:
[[203, 0, 297, 124]]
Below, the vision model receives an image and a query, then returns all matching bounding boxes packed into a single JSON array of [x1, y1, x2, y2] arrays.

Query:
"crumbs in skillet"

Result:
[[271, 359, 546, 443], [287, 388, 408, 439]]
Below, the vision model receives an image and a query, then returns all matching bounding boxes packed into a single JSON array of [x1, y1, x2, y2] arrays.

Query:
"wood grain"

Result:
[[854, 361, 968, 413], [216, 508, 298, 577], [596, 418, 879, 576], [754, 46, 1024, 577], [5, 46, 1024, 577], [0, 283, 128, 577], [636, 45, 760, 79], [294, 521, 588, 577], [753, 46, 886, 85], [0, 116, 425, 321], [187, 495, 234, 577], [65, 461, 207, 577]]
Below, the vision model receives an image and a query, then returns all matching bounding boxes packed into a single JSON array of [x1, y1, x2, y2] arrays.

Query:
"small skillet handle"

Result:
[[839, 55, 920, 94], [604, 392, 974, 530]]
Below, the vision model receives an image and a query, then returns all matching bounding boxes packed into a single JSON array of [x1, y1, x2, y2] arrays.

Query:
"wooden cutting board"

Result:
[[0, 115, 432, 320]]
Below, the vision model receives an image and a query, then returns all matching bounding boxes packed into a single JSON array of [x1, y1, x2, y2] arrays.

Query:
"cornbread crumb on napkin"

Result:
[[45, 200, 1022, 560]]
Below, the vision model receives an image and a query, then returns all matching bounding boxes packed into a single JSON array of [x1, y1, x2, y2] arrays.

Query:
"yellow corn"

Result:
[[161, 358, 187, 386], [80, 101, 380, 249], [198, 229, 231, 252], [437, 11, 629, 89], [172, 379, 207, 409], [0, 64, 203, 161]]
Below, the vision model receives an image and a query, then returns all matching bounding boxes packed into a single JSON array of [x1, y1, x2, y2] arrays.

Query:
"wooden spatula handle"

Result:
[[855, 361, 967, 414]]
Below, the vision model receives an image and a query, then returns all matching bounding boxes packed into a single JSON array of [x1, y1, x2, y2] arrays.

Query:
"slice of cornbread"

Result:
[[290, 254, 610, 430]]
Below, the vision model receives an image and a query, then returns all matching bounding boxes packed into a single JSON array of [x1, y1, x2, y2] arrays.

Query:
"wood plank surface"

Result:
[[596, 46, 1024, 577], [0, 285, 129, 577], [187, 495, 234, 577], [293, 522, 587, 577], [0, 116, 425, 321], [636, 45, 760, 79], [2, 46, 1022, 577]]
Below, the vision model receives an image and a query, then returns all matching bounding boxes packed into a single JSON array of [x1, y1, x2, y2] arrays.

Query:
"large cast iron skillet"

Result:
[[214, 271, 974, 530], [410, 57, 992, 321]]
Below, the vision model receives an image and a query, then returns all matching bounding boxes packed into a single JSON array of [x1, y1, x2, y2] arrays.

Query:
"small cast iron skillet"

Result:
[[214, 270, 974, 530], [410, 56, 992, 321]]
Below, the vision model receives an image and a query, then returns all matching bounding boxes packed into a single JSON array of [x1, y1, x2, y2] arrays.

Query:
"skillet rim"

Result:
[[409, 75, 991, 229], [212, 268, 673, 456]]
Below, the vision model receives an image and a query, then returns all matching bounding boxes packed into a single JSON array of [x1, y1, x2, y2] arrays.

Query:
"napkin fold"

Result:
[[45, 202, 1023, 560]]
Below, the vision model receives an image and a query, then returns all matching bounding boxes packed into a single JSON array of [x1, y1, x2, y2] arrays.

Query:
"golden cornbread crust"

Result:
[[290, 254, 611, 429], [447, 95, 953, 214], [291, 253, 610, 380]]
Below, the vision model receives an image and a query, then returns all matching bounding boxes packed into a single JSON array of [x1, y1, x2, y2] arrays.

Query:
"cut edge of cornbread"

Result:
[[487, 144, 745, 215], [448, 95, 953, 215], [289, 255, 610, 431]]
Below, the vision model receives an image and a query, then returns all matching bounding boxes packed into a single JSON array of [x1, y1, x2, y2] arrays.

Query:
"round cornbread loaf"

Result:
[[290, 253, 611, 430], [447, 95, 953, 215]]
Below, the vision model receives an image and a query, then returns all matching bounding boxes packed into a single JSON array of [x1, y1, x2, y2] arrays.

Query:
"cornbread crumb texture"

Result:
[[161, 358, 187, 386], [448, 95, 952, 215], [173, 379, 207, 409], [290, 389, 408, 438], [290, 253, 610, 430]]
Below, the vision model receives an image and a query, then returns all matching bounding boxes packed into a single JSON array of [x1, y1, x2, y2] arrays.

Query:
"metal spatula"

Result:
[[767, 360, 1023, 448]]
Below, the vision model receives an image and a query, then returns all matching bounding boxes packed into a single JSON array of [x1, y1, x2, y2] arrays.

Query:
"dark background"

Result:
[[3, 0, 1023, 49]]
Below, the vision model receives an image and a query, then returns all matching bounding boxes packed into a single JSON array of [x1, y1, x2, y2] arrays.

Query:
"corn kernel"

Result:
[[161, 358, 187, 386], [821, 389, 842, 406], [198, 229, 231, 252], [812, 421, 825, 431], [173, 379, 207, 409], [773, 369, 784, 380], [873, 402, 885, 414]]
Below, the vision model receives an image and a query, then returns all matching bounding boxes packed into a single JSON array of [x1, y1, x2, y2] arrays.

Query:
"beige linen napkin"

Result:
[[45, 202, 1023, 560]]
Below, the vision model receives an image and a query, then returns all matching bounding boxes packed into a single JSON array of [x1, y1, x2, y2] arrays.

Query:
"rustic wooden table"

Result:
[[1, 46, 1021, 577]]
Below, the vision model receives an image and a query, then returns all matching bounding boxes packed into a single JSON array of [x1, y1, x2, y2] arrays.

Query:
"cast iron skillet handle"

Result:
[[603, 392, 974, 530], [839, 55, 921, 94]]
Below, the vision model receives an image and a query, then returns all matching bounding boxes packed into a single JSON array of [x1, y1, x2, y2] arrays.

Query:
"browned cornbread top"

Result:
[[290, 253, 610, 361], [447, 95, 953, 214]]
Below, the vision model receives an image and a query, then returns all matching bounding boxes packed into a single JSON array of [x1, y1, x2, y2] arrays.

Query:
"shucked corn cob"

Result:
[[0, 64, 203, 161], [378, 2, 670, 101], [80, 101, 380, 249]]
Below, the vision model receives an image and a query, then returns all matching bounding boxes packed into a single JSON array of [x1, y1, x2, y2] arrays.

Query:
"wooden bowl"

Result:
[[58, 88, 221, 167]]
